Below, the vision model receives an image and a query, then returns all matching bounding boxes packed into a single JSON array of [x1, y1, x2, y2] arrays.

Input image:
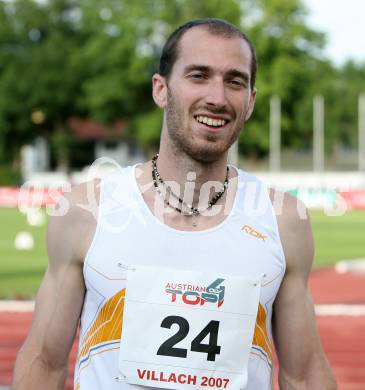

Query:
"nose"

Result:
[[205, 78, 227, 109]]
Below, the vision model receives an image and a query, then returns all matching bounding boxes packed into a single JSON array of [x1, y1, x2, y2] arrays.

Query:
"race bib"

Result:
[[118, 265, 260, 390]]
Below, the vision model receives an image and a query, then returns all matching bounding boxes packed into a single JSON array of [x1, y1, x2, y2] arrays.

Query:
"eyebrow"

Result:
[[183, 64, 250, 83]]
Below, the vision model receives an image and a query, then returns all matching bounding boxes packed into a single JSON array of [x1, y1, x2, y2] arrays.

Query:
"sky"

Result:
[[304, 0, 365, 65]]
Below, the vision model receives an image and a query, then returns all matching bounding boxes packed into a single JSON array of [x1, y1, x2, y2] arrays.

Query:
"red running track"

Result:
[[1, 268, 365, 390]]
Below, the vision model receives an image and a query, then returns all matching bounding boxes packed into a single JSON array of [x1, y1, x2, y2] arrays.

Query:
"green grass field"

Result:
[[1, 207, 365, 299], [0, 208, 48, 299]]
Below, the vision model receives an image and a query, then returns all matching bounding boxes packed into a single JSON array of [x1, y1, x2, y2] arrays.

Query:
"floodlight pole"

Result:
[[359, 94, 365, 172], [313, 95, 324, 172], [269, 95, 281, 171]]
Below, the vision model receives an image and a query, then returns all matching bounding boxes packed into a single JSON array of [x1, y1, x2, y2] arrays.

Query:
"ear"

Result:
[[244, 88, 257, 121], [152, 74, 168, 108]]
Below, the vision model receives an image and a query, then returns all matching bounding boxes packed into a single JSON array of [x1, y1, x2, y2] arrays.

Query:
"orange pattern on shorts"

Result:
[[252, 303, 273, 362]]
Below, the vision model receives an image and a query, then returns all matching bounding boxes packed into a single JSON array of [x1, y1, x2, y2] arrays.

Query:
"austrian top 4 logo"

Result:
[[165, 278, 225, 308]]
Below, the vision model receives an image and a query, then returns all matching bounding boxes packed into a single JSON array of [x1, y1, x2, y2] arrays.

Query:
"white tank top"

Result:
[[74, 165, 285, 390]]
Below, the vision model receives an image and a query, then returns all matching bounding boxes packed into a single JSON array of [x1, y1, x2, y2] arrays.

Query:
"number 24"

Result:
[[157, 315, 221, 361]]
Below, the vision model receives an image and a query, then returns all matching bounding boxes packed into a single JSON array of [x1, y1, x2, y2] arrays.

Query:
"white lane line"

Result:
[[315, 304, 365, 316], [0, 300, 34, 312]]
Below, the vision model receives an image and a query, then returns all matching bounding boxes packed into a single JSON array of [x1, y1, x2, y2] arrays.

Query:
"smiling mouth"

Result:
[[194, 115, 229, 128]]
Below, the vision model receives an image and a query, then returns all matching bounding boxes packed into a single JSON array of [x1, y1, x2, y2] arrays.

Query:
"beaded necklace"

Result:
[[151, 154, 229, 225]]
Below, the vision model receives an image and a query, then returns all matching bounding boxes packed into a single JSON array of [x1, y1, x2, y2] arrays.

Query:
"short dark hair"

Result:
[[159, 18, 257, 89]]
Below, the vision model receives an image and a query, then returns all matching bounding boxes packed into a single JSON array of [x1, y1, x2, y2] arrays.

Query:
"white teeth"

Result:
[[195, 116, 227, 127]]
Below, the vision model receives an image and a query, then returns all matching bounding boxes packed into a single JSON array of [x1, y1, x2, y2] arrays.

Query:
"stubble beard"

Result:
[[165, 87, 245, 163]]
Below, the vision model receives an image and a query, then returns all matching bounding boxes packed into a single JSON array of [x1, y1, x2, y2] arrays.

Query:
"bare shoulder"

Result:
[[12, 179, 101, 388], [47, 178, 101, 267], [270, 189, 337, 388], [269, 188, 314, 276]]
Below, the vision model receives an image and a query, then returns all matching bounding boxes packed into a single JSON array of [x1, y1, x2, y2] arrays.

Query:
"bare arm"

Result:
[[272, 192, 337, 389], [12, 181, 99, 390]]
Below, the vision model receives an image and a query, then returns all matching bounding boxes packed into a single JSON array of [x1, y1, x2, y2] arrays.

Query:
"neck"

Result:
[[156, 139, 230, 207]]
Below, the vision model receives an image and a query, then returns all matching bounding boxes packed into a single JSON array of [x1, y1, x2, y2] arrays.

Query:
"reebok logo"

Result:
[[241, 225, 267, 242]]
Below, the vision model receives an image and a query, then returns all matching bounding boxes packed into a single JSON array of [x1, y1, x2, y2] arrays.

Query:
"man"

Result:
[[13, 18, 336, 390]]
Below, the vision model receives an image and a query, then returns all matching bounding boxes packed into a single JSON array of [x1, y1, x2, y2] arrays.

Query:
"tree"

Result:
[[238, 0, 327, 157], [0, 0, 84, 169], [0, 0, 362, 177]]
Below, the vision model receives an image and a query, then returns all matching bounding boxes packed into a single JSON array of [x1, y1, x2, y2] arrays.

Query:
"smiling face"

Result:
[[153, 26, 256, 163]]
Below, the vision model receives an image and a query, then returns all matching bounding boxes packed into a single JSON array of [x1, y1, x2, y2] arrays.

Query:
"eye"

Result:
[[227, 79, 245, 88], [189, 73, 206, 80]]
